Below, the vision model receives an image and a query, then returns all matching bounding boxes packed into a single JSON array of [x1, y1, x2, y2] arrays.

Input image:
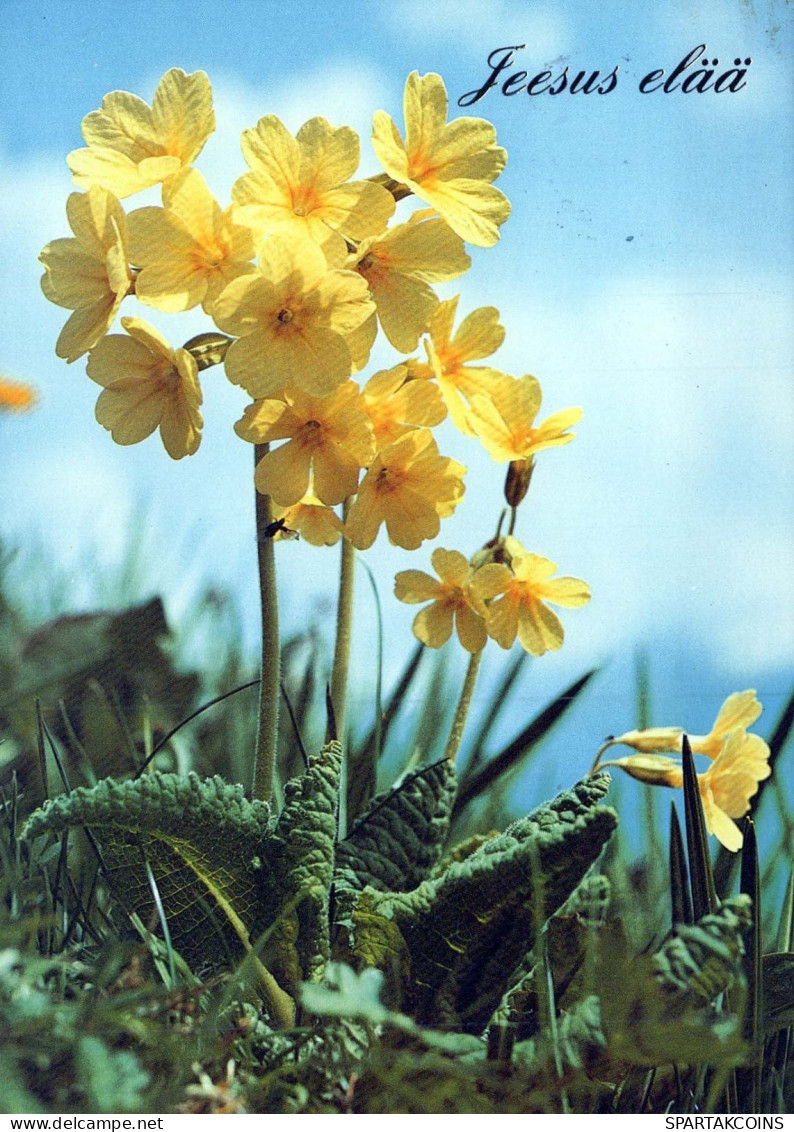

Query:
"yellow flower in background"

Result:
[[484, 550, 591, 655], [345, 428, 465, 550], [596, 690, 763, 762], [350, 210, 470, 352], [468, 374, 582, 462], [212, 234, 374, 399], [86, 316, 202, 459], [233, 115, 395, 265], [372, 71, 511, 248], [235, 381, 375, 506], [360, 364, 446, 449], [67, 69, 215, 198], [270, 494, 345, 547], [0, 376, 37, 413], [39, 187, 133, 363], [597, 727, 771, 852], [395, 547, 509, 653], [127, 169, 256, 314], [424, 296, 507, 435]]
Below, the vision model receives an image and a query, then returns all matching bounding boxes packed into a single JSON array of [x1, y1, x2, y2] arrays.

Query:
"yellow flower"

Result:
[[360, 364, 446, 449], [372, 71, 511, 247], [596, 690, 763, 762], [67, 69, 215, 198], [39, 187, 133, 363], [468, 374, 582, 462], [212, 233, 375, 399], [235, 381, 375, 506], [484, 549, 591, 655], [423, 296, 507, 435], [270, 494, 345, 547], [350, 210, 470, 352], [0, 376, 37, 413], [345, 428, 465, 550], [598, 728, 771, 852], [127, 168, 256, 314], [86, 316, 202, 458], [233, 115, 395, 265], [395, 548, 508, 653]]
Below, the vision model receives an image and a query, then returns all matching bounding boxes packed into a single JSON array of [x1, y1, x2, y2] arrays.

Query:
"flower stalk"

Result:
[[331, 502, 355, 741], [253, 443, 281, 802], [443, 648, 483, 763]]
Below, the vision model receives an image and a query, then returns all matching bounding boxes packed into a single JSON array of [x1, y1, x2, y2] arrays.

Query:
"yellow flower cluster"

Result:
[[594, 691, 772, 851], [40, 66, 588, 654]]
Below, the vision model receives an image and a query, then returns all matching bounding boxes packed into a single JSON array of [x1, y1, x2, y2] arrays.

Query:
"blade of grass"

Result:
[[346, 559, 384, 823], [735, 819, 762, 1113], [453, 669, 597, 817], [354, 640, 424, 763], [713, 685, 794, 896], [461, 651, 527, 782], [681, 735, 717, 921], [669, 802, 694, 927]]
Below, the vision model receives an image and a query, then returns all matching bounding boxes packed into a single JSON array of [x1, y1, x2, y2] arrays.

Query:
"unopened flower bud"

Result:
[[504, 457, 534, 508]]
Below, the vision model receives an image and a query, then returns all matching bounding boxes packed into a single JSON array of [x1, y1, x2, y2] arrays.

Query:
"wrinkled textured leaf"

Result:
[[22, 772, 271, 968], [653, 895, 752, 1008], [341, 772, 617, 1029], [336, 758, 457, 892]]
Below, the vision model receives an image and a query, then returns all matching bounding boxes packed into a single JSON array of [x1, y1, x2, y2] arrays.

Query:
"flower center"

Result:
[[277, 308, 294, 325]]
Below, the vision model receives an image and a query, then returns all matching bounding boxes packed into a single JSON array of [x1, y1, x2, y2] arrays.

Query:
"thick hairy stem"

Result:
[[443, 648, 483, 764], [253, 443, 280, 802], [331, 501, 355, 742]]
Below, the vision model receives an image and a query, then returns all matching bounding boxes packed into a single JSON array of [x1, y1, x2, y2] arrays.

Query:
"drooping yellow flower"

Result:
[[86, 316, 202, 458], [484, 550, 591, 655], [350, 210, 470, 352], [233, 115, 395, 265], [270, 493, 345, 546], [372, 71, 511, 247], [360, 365, 446, 449], [395, 548, 508, 653], [595, 690, 763, 763], [67, 69, 215, 198], [127, 168, 256, 314], [345, 428, 465, 550], [0, 376, 37, 413], [39, 187, 133, 363], [212, 234, 375, 399], [597, 728, 771, 852], [235, 381, 375, 506], [468, 374, 582, 463], [423, 296, 507, 435]]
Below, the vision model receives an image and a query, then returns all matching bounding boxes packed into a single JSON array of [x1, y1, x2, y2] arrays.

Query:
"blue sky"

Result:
[[1, 0, 792, 793]]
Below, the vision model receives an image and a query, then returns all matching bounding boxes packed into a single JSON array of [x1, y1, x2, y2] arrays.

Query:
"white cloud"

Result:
[[383, 0, 569, 59]]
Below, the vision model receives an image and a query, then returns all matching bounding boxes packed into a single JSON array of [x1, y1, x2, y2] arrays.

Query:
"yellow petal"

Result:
[[413, 603, 454, 648], [395, 569, 441, 604]]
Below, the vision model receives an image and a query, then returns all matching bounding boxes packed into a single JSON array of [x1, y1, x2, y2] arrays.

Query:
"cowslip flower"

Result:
[[395, 548, 508, 653], [345, 428, 465, 550], [423, 296, 507, 435], [0, 376, 37, 413], [360, 365, 446, 449], [233, 115, 394, 265], [484, 549, 591, 655], [86, 316, 202, 458], [468, 374, 582, 463], [595, 690, 763, 763], [234, 381, 375, 506], [270, 494, 345, 546], [212, 234, 375, 399], [350, 210, 470, 352], [372, 71, 510, 247], [67, 69, 215, 198], [597, 728, 771, 852], [127, 168, 256, 313], [39, 187, 133, 363]]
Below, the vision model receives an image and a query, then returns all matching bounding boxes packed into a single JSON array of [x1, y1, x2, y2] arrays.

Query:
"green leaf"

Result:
[[336, 758, 457, 893], [652, 895, 752, 1009], [762, 952, 794, 1035], [343, 772, 617, 1029], [22, 771, 271, 968], [254, 741, 341, 991]]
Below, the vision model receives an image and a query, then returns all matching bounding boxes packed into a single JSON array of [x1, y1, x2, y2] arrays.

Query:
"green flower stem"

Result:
[[331, 500, 355, 741], [253, 443, 280, 803], [443, 648, 483, 764]]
